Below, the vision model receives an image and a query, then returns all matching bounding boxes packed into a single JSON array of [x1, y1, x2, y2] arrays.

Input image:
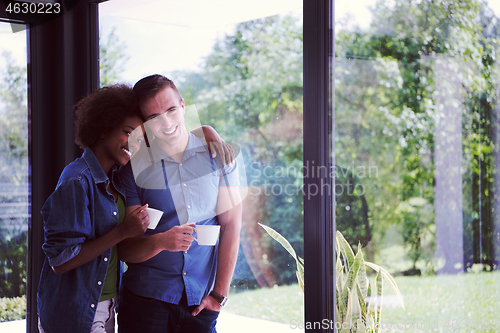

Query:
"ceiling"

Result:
[[99, 0, 302, 28]]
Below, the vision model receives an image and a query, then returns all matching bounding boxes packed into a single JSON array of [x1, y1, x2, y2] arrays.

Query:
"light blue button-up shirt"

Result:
[[119, 133, 239, 306]]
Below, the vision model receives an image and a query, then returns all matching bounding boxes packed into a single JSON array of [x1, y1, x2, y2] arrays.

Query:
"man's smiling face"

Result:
[[140, 87, 188, 149]]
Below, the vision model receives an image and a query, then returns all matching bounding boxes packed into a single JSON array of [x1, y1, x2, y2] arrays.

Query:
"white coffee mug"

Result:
[[194, 225, 220, 246], [146, 207, 163, 229]]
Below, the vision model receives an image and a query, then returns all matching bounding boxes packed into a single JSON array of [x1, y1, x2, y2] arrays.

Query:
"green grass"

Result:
[[2, 272, 499, 331], [226, 271, 500, 332], [227, 284, 304, 324], [381, 271, 500, 332]]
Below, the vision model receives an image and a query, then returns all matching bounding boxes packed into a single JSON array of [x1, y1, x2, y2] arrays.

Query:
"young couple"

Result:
[[37, 75, 242, 333]]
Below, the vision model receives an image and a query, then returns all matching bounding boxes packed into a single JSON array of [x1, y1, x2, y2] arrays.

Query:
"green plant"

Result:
[[0, 231, 27, 298], [0, 295, 26, 322], [259, 223, 304, 293], [260, 224, 404, 333]]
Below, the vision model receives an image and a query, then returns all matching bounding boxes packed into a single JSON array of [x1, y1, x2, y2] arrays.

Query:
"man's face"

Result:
[[140, 87, 187, 148]]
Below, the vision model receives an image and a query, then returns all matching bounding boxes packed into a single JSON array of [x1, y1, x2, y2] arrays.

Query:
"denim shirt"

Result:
[[119, 133, 239, 306], [37, 148, 125, 333]]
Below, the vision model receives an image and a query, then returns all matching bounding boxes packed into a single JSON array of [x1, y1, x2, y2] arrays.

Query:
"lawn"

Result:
[[226, 271, 500, 332], [2, 272, 499, 332], [226, 284, 304, 324]]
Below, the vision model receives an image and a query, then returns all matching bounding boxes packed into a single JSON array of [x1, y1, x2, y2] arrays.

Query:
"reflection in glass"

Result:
[[99, 1, 304, 330], [336, 0, 500, 331], [0, 22, 28, 323]]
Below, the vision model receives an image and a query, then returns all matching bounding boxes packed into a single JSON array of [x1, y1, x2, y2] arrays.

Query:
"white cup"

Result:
[[146, 207, 163, 229], [194, 225, 220, 246]]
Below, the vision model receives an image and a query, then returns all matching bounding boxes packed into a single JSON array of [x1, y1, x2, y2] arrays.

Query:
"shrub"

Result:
[[0, 295, 26, 322], [0, 231, 27, 298]]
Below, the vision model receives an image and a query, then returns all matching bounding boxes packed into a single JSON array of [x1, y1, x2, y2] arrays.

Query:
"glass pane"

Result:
[[100, 1, 303, 331], [0, 22, 29, 327], [335, 0, 500, 331]]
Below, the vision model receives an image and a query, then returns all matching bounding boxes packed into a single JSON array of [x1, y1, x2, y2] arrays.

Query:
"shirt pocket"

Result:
[[93, 190, 120, 237], [194, 174, 219, 219]]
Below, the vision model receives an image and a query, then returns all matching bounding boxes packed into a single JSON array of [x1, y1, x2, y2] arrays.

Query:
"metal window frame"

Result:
[[1, 0, 335, 331], [303, 1, 335, 331], [1, 1, 100, 332]]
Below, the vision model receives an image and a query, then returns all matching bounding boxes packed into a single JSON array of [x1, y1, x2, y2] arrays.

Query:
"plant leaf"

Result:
[[259, 223, 305, 294], [355, 283, 368, 333], [336, 282, 345, 323], [349, 284, 362, 333], [356, 244, 368, 300], [356, 282, 368, 322], [296, 258, 305, 293], [376, 270, 383, 333], [336, 230, 355, 271], [365, 261, 405, 309], [341, 249, 362, 313], [259, 223, 299, 262]]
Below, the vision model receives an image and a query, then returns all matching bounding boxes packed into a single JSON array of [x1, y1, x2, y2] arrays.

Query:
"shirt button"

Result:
[[187, 205, 191, 209], [104, 258, 108, 262], [91, 304, 95, 308], [183, 183, 187, 187], [185, 251, 188, 254], [183, 272, 187, 276], [113, 211, 117, 216], [98, 281, 102, 285], [180, 163, 183, 166]]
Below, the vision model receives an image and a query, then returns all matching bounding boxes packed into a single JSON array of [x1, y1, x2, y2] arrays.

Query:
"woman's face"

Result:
[[128, 124, 146, 158], [101, 116, 143, 166]]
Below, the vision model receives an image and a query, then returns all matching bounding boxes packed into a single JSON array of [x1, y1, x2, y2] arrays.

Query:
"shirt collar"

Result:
[[82, 147, 113, 184], [147, 132, 208, 163]]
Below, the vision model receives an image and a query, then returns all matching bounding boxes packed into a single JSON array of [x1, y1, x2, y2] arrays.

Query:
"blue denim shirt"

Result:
[[119, 133, 239, 306], [37, 148, 125, 333]]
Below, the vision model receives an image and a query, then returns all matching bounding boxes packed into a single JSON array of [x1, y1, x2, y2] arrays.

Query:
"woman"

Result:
[[37, 84, 231, 333]]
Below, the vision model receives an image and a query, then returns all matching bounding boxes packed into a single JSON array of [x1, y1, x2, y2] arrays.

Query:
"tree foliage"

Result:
[[173, 15, 304, 285], [0, 52, 28, 298], [0, 51, 27, 173], [335, 0, 500, 272], [99, 26, 129, 86]]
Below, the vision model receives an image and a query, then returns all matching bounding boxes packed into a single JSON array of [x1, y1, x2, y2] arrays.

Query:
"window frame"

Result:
[[1, 0, 335, 331], [303, 0, 336, 331], [1, 1, 101, 332]]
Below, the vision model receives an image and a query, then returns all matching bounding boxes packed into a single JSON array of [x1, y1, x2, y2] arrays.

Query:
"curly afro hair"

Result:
[[74, 84, 141, 149]]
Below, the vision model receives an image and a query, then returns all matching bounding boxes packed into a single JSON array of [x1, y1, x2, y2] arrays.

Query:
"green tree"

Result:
[[99, 26, 129, 86], [335, 0, 500, 273], [174, 15, 304, 285], [0, 51, 27, 170], [0, 51, 28, 298]]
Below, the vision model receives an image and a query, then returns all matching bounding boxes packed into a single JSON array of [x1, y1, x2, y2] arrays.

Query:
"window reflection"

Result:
[[0, 22, 28, 323], [336, 0, 500, 330], [99, 1, 304, 330]]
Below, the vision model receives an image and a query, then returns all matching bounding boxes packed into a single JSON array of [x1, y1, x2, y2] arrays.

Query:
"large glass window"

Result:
[[335, 0, 500, 331], [0, 21, 29, 327], [99, 1, 304, 331]]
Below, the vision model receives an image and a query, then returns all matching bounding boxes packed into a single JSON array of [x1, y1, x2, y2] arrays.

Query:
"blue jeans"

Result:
[[118, 287, 218, 333]]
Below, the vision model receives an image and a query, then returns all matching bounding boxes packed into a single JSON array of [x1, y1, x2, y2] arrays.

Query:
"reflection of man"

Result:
[[117, 74, 242, 333]]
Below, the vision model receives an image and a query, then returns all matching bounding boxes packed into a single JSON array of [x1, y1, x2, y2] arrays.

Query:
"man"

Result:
[[117, 74, 242, 332]]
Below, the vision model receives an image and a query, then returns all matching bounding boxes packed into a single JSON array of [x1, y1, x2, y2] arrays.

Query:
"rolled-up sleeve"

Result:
[[219, 159, 240, 186], [41, 177, 91, 267]]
